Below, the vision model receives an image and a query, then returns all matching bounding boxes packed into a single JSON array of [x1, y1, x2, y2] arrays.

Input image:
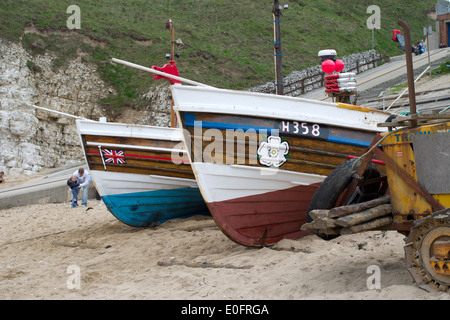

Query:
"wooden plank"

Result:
[[335, 203, 392, 227], [312, 217, 338, 229], [84, 134, 180, 149], [308, 209, 329, 220], [300, 221, 340, 235], [86, 162, 195, 179], [340, 216, 393, 234], [378, 114, 450, 128], [301, 218, 336, 230], [301, 220, 319, 231], [328, 195, 391, 218]]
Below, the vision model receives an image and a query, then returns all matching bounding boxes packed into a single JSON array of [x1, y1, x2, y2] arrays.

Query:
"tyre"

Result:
[[307, 158, 382, 240]]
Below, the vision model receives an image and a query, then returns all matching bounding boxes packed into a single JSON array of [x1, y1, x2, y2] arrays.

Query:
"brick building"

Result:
[[437, 0, 450, 46]]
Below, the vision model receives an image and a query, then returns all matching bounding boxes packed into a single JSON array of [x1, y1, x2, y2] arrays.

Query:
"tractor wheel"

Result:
[[404, 208, 450, 292], [307, 158, 382, 240]]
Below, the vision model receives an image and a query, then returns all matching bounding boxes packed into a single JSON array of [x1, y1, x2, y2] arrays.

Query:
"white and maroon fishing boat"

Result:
[[171, 84, 391, 246]]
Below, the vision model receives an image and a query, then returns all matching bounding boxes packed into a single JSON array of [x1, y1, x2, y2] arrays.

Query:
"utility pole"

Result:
[[372, 19, 375, 49], [424, 25, 432, 76], [273, 1, 287, 95]]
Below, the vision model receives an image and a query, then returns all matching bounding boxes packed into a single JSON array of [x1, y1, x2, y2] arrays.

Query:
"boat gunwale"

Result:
[[172, 85, 391, 133]]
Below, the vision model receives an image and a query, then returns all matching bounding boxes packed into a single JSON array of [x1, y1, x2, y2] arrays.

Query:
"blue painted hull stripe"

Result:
[[327, 135, 371, 148], [184, 113, 275, 133], [184, 112, 371, 148]]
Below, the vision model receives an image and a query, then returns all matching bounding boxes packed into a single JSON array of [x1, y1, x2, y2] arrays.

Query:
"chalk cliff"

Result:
[[0, 38, 171, 176]]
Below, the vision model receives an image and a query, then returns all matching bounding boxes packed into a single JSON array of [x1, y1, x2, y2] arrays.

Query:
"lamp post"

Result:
[[424, 25, 432, 76], [372, 18, 375, 49], [272, 1, 288, 95]]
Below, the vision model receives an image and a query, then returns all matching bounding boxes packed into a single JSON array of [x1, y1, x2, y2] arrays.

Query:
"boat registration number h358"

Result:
[[278, 120, 329, 140]]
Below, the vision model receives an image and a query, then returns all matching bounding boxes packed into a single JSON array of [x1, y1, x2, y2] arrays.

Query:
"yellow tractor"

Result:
[[303, 20, 450, 292]]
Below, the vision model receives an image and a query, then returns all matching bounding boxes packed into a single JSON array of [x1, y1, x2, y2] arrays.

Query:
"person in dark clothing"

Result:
[[414, 42, 423, 55], [67, 175, 80, 207]]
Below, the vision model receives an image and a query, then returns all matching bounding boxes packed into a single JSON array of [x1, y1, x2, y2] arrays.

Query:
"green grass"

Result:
[[0, 0, 437, 116], [432, 61, 450, 76], [388, 82, 408, 95]]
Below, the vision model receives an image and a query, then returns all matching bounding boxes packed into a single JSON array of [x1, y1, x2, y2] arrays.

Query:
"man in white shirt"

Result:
[[420, 39, 426, 53], [73, 167, 92, 206]]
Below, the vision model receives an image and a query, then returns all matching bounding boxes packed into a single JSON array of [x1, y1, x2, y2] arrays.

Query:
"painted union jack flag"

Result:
[[102, 149, 126, 164]]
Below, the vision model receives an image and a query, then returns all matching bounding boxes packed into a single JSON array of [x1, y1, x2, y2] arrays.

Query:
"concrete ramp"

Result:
[[0, 165, 97, 210]]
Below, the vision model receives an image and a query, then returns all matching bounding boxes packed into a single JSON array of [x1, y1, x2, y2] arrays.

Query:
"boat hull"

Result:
[[172, 85, 389, 246], [193, 162, 322, 246], [102, 188, 209, 227], [76, 120, 209, 227]]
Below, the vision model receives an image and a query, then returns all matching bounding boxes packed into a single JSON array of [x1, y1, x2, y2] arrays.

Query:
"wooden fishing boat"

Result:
[[172, 85, 391, 246], [76, 119, 209, 227]]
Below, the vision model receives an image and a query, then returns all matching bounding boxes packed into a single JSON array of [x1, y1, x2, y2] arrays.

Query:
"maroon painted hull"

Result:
[[207, 183, 320, 246]]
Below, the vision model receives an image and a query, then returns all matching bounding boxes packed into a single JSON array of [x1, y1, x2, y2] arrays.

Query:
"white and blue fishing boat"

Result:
[[76, 119, 209, 227]]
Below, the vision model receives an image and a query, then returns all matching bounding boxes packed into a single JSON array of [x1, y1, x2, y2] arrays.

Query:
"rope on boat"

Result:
[[111, 58, 215, 88], [25, 103, 87, 120]]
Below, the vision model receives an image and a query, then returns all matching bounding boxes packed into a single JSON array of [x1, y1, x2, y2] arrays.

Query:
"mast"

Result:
[[166, 19, 177, 127], [168, 19, 175, 60]]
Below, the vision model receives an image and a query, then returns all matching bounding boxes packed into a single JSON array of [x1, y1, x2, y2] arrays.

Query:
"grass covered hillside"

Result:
[[0, 0, 437, 115]]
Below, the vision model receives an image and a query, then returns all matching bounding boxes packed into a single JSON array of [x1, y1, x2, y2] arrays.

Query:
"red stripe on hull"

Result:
[[90, 150, 190, 163], [207, 183, 321, 247]]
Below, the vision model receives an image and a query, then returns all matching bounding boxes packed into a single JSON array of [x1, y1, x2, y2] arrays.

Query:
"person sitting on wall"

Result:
[[0, 171, 4, 183], [420, 40, 426, 53], [414, 42, 422, 55]]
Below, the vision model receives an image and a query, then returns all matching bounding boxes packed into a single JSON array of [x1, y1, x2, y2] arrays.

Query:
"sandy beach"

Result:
[[1, 73, 449, 302], [0, 198, 448, 301]]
